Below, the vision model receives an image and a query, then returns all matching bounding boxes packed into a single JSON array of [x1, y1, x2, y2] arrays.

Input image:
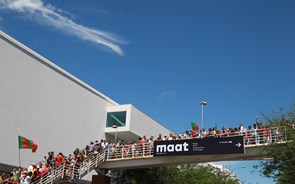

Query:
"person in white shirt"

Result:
[[239, 123, 244, 135]]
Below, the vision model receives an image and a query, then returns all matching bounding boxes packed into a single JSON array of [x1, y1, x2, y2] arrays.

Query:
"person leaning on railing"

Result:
[[44, 151, 55, 168]]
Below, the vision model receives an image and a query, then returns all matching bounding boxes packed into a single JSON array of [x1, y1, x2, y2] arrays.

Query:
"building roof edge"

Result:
[[0, 31, 119, 106]]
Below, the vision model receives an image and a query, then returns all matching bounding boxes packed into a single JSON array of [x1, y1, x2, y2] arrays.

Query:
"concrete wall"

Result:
[[0, 32, 117, 168]]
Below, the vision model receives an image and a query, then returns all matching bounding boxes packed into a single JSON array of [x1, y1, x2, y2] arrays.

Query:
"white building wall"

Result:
[[105, 104, 171, 142], [0, 32, 117, 168], [129, 105, 171, 138]]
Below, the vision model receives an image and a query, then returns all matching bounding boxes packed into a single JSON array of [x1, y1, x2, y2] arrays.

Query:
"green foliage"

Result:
[[113, 164, 240, 184], [255, 104, 295, 184]]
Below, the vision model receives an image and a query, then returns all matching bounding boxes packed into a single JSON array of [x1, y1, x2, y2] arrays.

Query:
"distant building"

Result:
[[207, 163, 243, 184], [0, 31, 170, 177]]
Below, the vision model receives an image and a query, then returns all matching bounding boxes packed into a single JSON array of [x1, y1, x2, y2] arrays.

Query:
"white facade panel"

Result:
[[129, 105, 171, 139], [0, 32, 116, 168], [105, 105, 171, 142]]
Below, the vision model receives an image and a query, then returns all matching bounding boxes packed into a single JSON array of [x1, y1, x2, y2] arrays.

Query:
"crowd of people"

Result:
[[165, 117, 285, 145], [1, 117, 286, 184], [105, 117, 286, 159], [0, 140, 110, 184]]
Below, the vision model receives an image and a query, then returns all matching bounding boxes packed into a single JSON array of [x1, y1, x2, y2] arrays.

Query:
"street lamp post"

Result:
[[200, 101, 207, 131], [112, 125, 118, 143]]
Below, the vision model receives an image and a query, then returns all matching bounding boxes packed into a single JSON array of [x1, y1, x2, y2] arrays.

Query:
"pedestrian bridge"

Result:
[[101, 144, 266, 170], [0, 127, 286, 184], [30, 126, 287, 184]]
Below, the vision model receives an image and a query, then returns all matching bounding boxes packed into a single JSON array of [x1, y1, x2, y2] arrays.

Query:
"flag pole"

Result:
[[18, 135, 21, 168], [18, 147, 21, 168]]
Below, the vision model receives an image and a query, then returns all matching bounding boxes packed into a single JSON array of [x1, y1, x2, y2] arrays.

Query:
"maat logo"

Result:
[[156, 142, 189, 153]]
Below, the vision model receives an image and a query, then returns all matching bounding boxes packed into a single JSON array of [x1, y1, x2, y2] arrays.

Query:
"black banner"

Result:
[[153, 136, 245, 157]]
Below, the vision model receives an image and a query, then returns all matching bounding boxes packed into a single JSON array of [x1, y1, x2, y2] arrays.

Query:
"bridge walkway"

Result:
[[2, 127, 287, 184]]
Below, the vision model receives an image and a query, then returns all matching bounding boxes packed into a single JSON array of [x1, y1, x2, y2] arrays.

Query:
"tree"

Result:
[[110, 163, 241, 184], [255, 104, 295, 184], [175, 164, 240, 184]]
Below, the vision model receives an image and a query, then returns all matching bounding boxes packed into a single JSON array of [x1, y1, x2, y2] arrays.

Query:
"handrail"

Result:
[[105, 126, 287, 161], [30, 150, 106, 184], [0, 126, 288, 184]]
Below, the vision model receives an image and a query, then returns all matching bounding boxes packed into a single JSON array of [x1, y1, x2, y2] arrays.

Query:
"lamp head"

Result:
[[200, 101, 207, 106]]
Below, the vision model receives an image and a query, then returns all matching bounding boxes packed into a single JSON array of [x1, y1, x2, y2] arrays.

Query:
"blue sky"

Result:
[[1, 0, 295, 183]]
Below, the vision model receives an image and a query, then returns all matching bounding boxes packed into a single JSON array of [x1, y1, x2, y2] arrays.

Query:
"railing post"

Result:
[[255, 129, 258, 145], [87, 160, 90, 174], [61, 163, 65, 179], [274, 128, 277, 142], [71, 163, 75, 180], [107, 147, 110, 160], [78, 165, 82, 180], [51, 167, 55, 184], [40, 174, 43, 184], [143, 144, 145, 156], [51, 171, 54, 184], [103, 149, 106, 162], [95, 152, 99, 167]]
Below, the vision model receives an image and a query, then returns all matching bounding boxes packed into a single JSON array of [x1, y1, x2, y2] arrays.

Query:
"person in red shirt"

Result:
[[55, 153, 64, 167], [264, 127, 271, 143], [40, 163, 51, 182], [138, 137, 144, 155]]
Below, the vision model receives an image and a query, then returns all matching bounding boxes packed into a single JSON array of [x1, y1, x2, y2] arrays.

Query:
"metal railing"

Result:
[[32, 150, 106, 184], [186, 126, 287, 146], [243, 126, 287, 145], [105, 126, 287, 161], [105, 143, 154, 160], [0, 126, 287, 184]]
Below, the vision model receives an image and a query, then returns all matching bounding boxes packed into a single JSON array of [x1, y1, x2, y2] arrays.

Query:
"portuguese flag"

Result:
[[191, 122, 199, 132], [191, 122, 195, 130], [18, 136, 38, 153]]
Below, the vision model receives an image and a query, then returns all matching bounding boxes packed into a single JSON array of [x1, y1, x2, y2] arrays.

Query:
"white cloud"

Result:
[[0, 0, 126, 55], [157, 90, 178, 102]]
